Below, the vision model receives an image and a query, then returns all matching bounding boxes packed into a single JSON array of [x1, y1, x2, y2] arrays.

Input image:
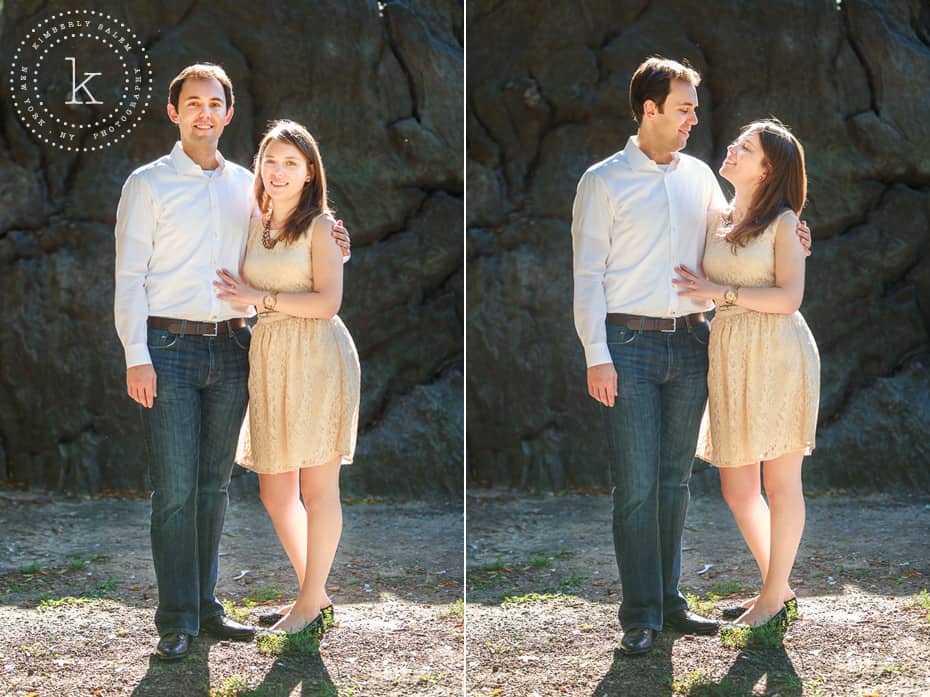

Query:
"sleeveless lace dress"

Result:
[[696, 209, 820, 468], [236, 214, 360, 472]]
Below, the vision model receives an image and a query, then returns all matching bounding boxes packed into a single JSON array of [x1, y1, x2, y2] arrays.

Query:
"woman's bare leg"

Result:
[[258, 471, 307, 608], [737, 450, 805, 625], [719, 462, 794, 611], [273, 458, 342, 632]]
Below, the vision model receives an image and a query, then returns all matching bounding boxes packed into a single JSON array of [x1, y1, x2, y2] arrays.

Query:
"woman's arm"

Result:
[[729, 212, 806, 314], [214, 215, 344, 319], [674, 211, 806, 315], [272, 215, 343, 319]]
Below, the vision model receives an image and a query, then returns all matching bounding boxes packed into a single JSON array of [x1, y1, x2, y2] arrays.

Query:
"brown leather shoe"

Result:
[[200, 615, 256, 640], [619, 627, 657, 655], [155, 633, 191, 660], [664, 610, 720, 635]]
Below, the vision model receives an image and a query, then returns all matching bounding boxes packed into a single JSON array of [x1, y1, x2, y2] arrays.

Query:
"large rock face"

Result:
[[0, 0, 463, 497], [467, 0, 930, 492]]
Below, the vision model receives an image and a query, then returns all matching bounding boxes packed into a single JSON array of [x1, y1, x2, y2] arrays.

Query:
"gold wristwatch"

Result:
[[262, 292, 278, 311], [723, 287, 739, 306]]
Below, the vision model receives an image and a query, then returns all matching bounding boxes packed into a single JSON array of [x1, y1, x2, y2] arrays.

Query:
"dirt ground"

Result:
[[0, 489, 463, 697], [466, 479, 930, 697]]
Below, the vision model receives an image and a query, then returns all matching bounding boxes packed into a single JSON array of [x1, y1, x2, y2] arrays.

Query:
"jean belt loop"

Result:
[[637, 317, 645, 332], [179, 319, 187, 336]]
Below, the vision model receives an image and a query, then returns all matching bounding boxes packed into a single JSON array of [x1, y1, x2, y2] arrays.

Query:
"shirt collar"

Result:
[[170, 141, 228, 176], [625, 135, 681, 173]]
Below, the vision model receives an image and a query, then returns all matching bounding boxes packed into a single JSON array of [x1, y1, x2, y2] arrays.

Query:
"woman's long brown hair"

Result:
[[252, 120, 330, 246], [725, 119, 806, 247]]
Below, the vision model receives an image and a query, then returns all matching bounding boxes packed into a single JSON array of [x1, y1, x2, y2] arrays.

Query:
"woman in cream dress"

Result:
[[674, 119, 819, 628], [215, 120, 360, 635]]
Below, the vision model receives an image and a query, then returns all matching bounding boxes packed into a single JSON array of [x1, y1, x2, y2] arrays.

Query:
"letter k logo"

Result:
[[65, 57, 102, 104]]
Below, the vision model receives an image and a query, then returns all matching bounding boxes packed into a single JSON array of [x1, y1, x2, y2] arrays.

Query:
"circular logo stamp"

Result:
[[8, 9, 154, 152]]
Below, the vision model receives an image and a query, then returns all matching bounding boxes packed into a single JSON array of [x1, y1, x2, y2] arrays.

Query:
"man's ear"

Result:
[[166, 103, 180, 124], [643, 98, 658, 119], [224, 104, 235, 126]]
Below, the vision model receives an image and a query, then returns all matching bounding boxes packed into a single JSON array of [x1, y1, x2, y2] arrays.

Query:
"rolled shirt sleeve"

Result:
[[571, 171, 614, 368], [114, 174, 155, 369]]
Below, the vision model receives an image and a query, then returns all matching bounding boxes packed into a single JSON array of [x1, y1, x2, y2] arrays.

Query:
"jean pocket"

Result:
[[606, 325, 637, 346], [232, 326, 252, 351], [147, 328, 179, 350], [689, 320, 710, 346]]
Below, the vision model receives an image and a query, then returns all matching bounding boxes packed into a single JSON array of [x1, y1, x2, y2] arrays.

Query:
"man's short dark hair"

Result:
[[629, 57, 701, 125], [168, 63, 234, 112]]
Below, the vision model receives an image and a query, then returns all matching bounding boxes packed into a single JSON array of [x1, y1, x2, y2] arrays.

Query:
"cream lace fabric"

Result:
[[696, 209, 820, 468], [236, 214, 360, 473]]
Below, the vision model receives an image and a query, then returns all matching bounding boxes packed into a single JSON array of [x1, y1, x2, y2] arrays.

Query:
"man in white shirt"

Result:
[[572, 57, 744, 655], [114, 64, 348, 660]]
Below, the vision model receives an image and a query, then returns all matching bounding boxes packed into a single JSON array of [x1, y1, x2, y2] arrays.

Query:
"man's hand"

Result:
[[331, 219, 351, 258], [796, 219, 812, 257], [587, 363, 618, 407], [127, 364, 157, 408]]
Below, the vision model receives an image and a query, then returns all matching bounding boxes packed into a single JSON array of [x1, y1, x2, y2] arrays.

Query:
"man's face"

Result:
[[166, 77, 233, 146], [645, 78, 699, 153]]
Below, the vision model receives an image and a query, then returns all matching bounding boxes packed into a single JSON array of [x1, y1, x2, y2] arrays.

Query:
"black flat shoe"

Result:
[[619, 627, 657, 655], [722, 597, 797, 621], [273, 612, 324, 637], [721, 604, 748, 620], [258, 603, 334, 629], [200, 615, 256, 641], [736, 606, 788, 631], [664, 609, 720, 635], [155, 633, 191, 661], [257, 609, 284, 627]]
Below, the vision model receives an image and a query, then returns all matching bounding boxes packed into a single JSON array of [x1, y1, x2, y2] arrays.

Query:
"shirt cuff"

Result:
[[584, 343, 612, 368], [125, 343, 152, 369]]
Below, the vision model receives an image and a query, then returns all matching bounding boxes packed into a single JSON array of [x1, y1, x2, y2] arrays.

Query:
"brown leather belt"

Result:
[[606, 312, 707, 332], [148, 316, 249, 337]]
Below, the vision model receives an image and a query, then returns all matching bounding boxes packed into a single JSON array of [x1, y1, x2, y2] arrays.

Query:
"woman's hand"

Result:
[[673, 264, 725, 301], [214, 268, 264, 306]]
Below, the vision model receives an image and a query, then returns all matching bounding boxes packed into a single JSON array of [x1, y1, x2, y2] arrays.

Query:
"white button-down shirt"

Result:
[[114, 142, 256, 369], [571, 136, 726, 367]]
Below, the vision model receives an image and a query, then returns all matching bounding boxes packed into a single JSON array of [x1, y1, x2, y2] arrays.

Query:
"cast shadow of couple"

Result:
[[130, 636, 337, 696], [591, 633, 800, 696]]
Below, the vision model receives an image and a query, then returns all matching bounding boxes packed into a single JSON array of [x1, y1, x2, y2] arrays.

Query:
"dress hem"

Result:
[[704, 442, 815, 469], [236, 451, 354, 474]]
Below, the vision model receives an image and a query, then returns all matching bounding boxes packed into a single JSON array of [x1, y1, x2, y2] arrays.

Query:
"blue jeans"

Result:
[[602, 320, 709, 632], [140, 325, 251, 636]]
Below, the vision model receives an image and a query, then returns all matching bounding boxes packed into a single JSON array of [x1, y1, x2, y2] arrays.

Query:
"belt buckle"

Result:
[[661, 316, 677, 333], [204, 322, 219, 337]]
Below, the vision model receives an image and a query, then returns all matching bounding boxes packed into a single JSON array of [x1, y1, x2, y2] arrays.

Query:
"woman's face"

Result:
[[261, 139, 312, 207], [719, 131, 767, 190]]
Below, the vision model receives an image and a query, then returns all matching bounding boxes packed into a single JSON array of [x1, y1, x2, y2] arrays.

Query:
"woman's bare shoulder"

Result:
[[308, 212, 337, 246], [775, 208, 799, 233]]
